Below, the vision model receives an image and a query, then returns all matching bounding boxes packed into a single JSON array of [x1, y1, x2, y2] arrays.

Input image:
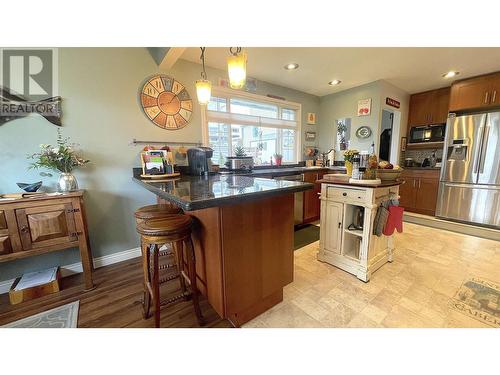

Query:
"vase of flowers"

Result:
[[28, 130, 90, 192], [343, 149, 359, 177]]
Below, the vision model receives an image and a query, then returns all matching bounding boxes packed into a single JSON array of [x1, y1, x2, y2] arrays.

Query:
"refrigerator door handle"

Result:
[[474, 125, 485, 174], [479, 125, 490, 173]]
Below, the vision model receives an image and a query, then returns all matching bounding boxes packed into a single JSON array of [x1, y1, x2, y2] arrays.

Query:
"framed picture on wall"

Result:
[[401, 137, 407, 151], [307, 112, 316, 124], [357, 98, 371, 116], [305, 131, 316, 141]]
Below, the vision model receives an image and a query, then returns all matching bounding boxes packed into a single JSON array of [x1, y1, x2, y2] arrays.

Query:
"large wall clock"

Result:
[[140, 74, 193, 130]]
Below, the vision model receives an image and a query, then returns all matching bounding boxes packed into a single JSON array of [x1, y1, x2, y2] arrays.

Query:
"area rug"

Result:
[[294, 224, 320, 250], [1, 301, 79, 328], [451, 278, 499, 327]]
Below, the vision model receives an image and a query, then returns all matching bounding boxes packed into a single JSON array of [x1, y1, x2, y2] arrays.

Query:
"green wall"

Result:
[[318, 80, 409, 161], [0, 48, 320, 283]]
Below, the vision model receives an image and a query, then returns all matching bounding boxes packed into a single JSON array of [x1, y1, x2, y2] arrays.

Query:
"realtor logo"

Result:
[[0, 48, 62, 126]]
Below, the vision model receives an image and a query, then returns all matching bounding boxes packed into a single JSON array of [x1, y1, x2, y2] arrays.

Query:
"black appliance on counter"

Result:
[[409, 124, 446, 144], [187, 147, 214, 175]]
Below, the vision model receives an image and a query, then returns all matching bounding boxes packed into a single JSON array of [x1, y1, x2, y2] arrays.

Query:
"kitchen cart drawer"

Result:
[[326, 187, 367, 204], [0, 236, 13, 255]]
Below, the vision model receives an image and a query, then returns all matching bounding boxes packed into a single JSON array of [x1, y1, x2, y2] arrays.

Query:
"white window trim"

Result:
[[201, 86, 302, 163]]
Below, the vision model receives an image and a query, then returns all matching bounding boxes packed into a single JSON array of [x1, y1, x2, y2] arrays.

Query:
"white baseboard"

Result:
[[0, 247, 141, 295]]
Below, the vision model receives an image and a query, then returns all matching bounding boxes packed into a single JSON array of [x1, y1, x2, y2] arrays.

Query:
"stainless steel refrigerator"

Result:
[[436, 112, 500, 228]]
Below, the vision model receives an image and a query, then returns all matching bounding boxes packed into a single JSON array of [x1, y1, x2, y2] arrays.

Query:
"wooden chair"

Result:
[[136, 212, 204, 328]]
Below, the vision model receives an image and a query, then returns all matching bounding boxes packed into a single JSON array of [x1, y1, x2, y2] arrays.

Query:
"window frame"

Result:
[[201, 86, 302, 164]]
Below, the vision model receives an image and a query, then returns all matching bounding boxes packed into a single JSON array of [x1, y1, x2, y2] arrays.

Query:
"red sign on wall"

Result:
[[386, 97, 400, 108]]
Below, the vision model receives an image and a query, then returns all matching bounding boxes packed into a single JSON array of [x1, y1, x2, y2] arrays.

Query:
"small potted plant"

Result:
[[273, 153, 283, 166], [343, 149, 359, 177], [28, 129, 90, 192], [234, 146, 247, 157]]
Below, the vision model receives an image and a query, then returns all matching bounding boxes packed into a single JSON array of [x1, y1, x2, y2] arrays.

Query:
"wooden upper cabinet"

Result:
[[449, 75, 491, 111], [449, 72, 500, 111], [408, 87, 450, 128]]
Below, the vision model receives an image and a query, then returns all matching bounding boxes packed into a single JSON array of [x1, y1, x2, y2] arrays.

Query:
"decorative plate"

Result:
[[140, 74, 192, 130], [355, 126, 372, 139]]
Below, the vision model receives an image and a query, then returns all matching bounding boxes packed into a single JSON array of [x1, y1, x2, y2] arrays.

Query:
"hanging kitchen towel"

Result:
[[373, 204, 389, 237], [383, 205, 404, 236]]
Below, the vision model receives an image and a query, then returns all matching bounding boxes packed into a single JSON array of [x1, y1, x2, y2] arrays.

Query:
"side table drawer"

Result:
[[0, 236, 13, 255], [327, 187, 367, 204], [0, 210, 7, 230]]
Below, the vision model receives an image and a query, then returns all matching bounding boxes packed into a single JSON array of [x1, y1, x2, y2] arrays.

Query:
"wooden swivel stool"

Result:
[[136, 214, 204, 328]]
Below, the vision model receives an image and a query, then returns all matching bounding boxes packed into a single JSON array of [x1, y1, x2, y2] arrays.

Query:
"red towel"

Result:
[[383, 206, 404, 236]]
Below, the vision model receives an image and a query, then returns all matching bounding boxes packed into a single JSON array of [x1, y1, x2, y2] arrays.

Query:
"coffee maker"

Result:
[[187, 147, 213, 175]]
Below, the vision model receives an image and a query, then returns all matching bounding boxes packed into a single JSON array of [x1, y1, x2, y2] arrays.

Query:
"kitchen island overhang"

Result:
[[133, 169, 313, 327]]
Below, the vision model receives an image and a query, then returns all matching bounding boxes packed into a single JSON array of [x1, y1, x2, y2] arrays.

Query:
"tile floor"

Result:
[[244, 223, 500, 328]]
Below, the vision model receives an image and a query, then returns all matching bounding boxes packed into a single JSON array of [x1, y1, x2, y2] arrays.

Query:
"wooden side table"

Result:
[[0, 191, 94, 290]]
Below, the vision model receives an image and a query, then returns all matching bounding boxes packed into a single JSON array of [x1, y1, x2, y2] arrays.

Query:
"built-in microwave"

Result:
[[409, 124, 446, 144]]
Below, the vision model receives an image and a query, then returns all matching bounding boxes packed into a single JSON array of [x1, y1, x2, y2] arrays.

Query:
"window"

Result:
[[204, 89, 301, 165]]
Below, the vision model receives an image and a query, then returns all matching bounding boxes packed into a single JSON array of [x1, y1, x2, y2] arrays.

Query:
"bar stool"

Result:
[[135, 204, 184, 319], [136, 214, 204, 328]]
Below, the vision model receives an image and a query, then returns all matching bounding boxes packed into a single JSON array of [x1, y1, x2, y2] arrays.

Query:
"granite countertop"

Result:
[[230, 166, 346, 177], [403, 166, 441, 171], [133, 171, 314, 211]]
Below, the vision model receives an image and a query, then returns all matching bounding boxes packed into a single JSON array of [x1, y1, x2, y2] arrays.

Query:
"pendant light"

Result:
[[227, 47, 247, 89], [195, 47, 211, 105]]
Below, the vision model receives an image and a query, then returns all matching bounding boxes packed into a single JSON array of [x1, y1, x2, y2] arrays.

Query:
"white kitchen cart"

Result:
[[318, 181, 402, 282]]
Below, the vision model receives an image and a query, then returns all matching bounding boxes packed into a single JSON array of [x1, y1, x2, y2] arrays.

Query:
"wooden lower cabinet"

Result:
[[0, 191, 94, 290], [400, 170, 440, 216], [303, 170, 326, 223]]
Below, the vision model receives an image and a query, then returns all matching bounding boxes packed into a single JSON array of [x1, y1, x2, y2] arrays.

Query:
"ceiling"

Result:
[[180, 47, 500, 97]]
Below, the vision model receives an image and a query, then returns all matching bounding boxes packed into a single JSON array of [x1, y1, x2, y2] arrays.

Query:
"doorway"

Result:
[[379, 109, 393, 162]]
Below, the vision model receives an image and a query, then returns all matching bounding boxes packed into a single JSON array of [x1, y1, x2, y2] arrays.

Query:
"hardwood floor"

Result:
[[0, 257, 233, 328]]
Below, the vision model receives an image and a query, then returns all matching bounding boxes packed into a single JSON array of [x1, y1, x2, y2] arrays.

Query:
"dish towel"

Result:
[[383, 205, 404, 236]]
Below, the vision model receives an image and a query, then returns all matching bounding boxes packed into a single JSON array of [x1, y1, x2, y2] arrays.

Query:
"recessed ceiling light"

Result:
[[329, 79, 341, 86], [284, 63, 299, 70], [443, 71, 459, 78]]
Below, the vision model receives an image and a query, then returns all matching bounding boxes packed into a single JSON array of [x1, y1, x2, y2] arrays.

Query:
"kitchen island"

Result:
[[317, 178, 404, 282], [133, 169, 313, 326]]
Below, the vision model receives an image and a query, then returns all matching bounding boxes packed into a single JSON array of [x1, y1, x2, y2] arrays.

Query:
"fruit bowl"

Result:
[[376, 169, 402, 181]]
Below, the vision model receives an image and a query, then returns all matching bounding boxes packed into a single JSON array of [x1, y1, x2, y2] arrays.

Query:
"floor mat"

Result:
[[451, 277, 500, 327], [1, 301, 79, 328], [294, 224, 320, 250]]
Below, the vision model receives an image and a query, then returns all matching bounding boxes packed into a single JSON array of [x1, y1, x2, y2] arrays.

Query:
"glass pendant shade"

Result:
[[227, 51, 247, 89], [196, 79, 212, 105]]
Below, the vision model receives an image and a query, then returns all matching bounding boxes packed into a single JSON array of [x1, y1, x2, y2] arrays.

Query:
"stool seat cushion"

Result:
[[137, 214, 193, 237], [134, 204, 182, 220]]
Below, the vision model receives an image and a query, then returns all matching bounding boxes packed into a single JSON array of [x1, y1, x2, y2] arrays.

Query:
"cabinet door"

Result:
[[430, 87, 450, 123], [398, 178, 417, 210], [415, 178, 439, 215], [16, 203, 78, 250], [408, 92, 432, 127], [487, 74, 500, 107], [320, 201, 343, 254], [449, 77, 491, 111]]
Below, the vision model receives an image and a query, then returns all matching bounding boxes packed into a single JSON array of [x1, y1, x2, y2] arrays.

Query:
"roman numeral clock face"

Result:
[[140, 74, 193, 130]]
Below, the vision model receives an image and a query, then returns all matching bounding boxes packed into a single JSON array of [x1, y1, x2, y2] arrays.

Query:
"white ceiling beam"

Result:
[[159, 47, 186, 70]]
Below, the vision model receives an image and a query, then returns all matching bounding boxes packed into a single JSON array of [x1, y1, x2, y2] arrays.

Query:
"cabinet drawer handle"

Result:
[[484, 92, 489, 104], [418, 179, 421, 188], [413, 180, 416, 188], [493, 91, 497, 103], [338, 222, 342, 229], [342, 192, 347, 196], [20, 225, 29, 233]]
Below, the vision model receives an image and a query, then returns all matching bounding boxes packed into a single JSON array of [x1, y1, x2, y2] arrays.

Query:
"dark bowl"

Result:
[[17, 181, 42, 192]]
